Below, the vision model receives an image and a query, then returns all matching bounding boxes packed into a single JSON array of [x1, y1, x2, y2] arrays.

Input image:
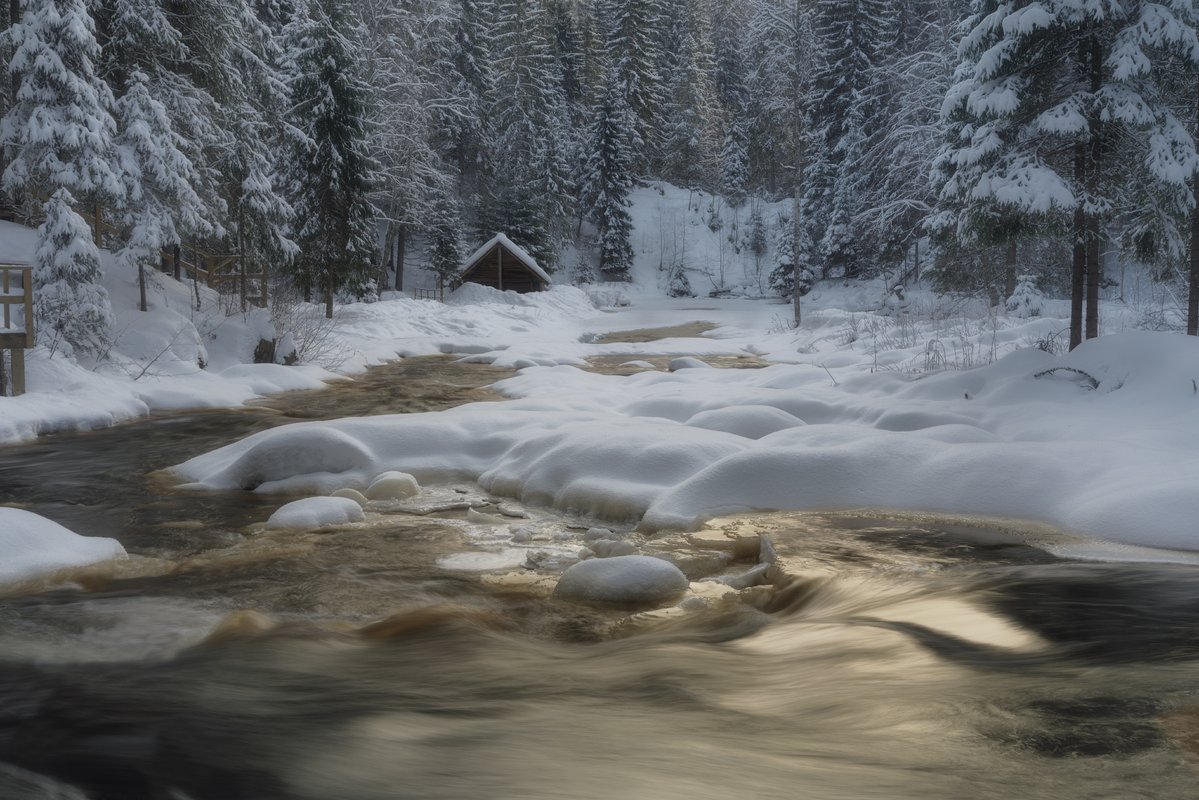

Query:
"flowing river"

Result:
[[0, 354, 1197, 800]]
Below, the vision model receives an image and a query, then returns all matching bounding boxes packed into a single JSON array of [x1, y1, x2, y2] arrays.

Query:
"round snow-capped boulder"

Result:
[[266, 497, 365, 530], [364, 471, 420, 501], [0, 508, 126, 587], [583, 526, 616, 542], [589, 538, 637, 558], [668, 357, 712, 371], [685, 405, 804, 440], [553, 555, 689, 606], [331, 488, 368, 506]]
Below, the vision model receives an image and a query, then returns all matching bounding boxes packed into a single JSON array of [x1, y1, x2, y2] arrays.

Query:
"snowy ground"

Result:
[[4, 195, 1199, 584]]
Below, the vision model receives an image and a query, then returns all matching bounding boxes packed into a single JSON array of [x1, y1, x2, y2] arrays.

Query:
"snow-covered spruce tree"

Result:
[[935, 0, 1199, 349], [2, 0, 124, 356], [657, 7, 722, 193], [96, 0, 296, 309], [359, 0, 454, 293], [802, 0, 897, 280], [282, 0, 380, 318], [721, 112, 750, 208], [426, 194, 463, 293], [481, 0, 571, 268], [113, 69, 209, 311], [223, 0, 298, 302], [744, 0, 815, 326], [856, 0, 956, 274], [583, 74, 638, 281], [600, 0, 665, 166], [767, 211, 812, 299], [33, 190, 115, 358], [1006, 273, 1045, 318], [431, 0, 495, 199]]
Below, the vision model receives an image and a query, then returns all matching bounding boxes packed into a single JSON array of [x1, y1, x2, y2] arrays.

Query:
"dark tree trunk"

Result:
[[1004, 239, 1017, 299], [1190, 82, 1199, 336], [380, 224, 395, 297], [393, 225, 406, 292], [1085, 219, 1100, 340], [1070, 148, 1086, 351], [791, 0, 804, 329], [325, 286, 333, 319], [1084, 35, 1103, 341], [138, 262, 147, 312]]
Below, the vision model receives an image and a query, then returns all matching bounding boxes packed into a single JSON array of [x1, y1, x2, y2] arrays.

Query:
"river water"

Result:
[[0, 355, 1197, 799]]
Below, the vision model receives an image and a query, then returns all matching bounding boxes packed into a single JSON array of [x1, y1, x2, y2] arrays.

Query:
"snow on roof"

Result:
[[461, 233, 552, 285]]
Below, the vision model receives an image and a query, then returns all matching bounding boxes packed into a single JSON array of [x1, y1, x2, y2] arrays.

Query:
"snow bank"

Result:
[[0, 508, 126, 586], [175, 332, 1199, 552]]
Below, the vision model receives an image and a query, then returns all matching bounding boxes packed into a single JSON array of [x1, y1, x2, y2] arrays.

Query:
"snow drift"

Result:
[[175, 332, 1199, 552]]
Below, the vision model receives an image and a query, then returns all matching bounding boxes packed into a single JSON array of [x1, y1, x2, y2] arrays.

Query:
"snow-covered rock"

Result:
[[668, 357, 712, 371], [331, 488, 369, 506], [553, 555, 689, 605], [364, 471, 421, 501], [225, 427, 375, 491], [589, 538, 638, 558], [265, 497, 365, 530], [0, 508, 125, 586]]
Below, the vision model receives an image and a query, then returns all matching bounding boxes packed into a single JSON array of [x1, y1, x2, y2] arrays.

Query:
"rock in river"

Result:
[[553, 555, 688, 606]]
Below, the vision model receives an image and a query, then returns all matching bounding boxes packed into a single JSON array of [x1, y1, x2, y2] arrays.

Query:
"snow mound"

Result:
[[219, 426, 376, 490], [265, 497, 365, 530], [553, 555, 688, 605], [175, 332, 1199, 553], [686, 406, 804, 439], [365, 471, 421, 501], [668, 357, 711, 371], [0, 508, 125, 586]]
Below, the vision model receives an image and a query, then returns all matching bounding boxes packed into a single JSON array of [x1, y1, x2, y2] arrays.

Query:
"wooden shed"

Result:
[[452, 233, 551, 294]]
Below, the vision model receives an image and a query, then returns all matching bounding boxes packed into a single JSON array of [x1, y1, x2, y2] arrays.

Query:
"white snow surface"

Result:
[[177, 330, 1199, 552], [6, 184, 1199, 556], [0, 508, 126, 586]]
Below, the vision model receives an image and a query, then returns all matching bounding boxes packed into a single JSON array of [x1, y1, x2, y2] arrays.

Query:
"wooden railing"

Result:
[[90, 211, 266, 311], [0, 264, 33, 396], [18, 199, 266, 311], [413, 287, 442, 301]]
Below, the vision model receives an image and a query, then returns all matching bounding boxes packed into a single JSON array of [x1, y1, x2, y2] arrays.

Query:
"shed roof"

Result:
[[461, 233, 552, 285]]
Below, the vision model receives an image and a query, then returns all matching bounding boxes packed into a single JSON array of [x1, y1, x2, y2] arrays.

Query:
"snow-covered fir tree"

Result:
[[32, 190, 115, 358], [803, 0, 896, 280], [2, 0, 123, 203], [3, 0, 124, 355], [113, 69, 208, 310], [601, 0, 665, 164], [432, 0, 495, 197], [934, 0, 1199, 349], [583, 74, 638, 280], [426, 194, 464, 291], [481, 0, 571, 268], [282, 0, 381, 317]]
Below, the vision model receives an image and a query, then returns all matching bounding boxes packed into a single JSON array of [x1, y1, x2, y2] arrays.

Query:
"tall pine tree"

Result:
[[283, 0, 380, 317]]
